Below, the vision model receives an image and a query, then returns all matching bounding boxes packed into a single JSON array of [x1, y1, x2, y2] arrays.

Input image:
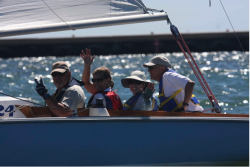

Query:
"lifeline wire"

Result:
[[0, 92, 72, 112], [0, 91, 92, 116], [219, 0, 248, 61], [41, 0, 75, 31], [0, 105, 28, 118]]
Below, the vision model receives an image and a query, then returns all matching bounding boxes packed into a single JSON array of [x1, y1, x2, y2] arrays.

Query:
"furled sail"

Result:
[[0, 0, 168, 37]]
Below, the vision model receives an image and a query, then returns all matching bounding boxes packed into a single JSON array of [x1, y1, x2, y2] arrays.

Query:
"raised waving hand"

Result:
[[80, 48, 96, 94], [80, 48, 95, 66], [142, 83, 155, 103]]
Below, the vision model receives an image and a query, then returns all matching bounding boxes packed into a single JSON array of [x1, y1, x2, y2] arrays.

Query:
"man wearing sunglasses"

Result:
[[143, 55, 203, 112], [34, 61, 86, 117]]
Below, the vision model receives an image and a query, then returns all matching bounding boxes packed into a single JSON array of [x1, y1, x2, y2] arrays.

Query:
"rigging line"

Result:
[[133, 0, 170, 23], [0, 92, 73, 112], [219, 0, 248, 61], [179, 34, 218, 103], [145, 8, 164, 13], [170, 25, 222, 113], [41, 0, 75, 31], [134, 0, 148, 14], [133, 0, 153, 14], [0, 105, 28, 118], [133, 0, 147, 9]]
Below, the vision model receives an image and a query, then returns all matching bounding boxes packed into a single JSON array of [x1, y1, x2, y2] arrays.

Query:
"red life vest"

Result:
[[87, 91, 123, 110]]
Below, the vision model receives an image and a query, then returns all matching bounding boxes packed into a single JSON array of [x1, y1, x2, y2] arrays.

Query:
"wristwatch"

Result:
[[43, 92, 51, 100], [182, 102, 189, 107]]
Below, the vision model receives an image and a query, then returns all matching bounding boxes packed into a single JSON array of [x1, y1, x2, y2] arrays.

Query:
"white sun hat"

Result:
[[121, 70, 151, 88]]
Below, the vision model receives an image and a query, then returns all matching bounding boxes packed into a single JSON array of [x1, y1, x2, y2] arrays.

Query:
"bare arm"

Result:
[[183, 80, 195, 110], [80, 48, 96, 94], [45, 98, 73, 117]]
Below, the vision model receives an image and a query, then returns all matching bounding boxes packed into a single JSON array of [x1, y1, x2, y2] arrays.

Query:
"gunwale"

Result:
[[17, 106, 249, 118]]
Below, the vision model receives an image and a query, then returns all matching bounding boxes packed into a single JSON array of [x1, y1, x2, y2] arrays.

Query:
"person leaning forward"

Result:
[[143, 55, 203, 112], [34, 61, 86, 117]]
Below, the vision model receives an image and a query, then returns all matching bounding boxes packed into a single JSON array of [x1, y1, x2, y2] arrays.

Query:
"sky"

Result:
[[3, 0, 249, 39]]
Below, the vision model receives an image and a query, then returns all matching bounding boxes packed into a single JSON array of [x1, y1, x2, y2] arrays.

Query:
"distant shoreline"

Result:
[[0, 31, 248, 58]]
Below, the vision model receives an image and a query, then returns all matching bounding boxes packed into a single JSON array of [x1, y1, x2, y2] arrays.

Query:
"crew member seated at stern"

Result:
[[121, 70, 158, 111], [34, 61, 86, 117], [143, 55, 203, 112]]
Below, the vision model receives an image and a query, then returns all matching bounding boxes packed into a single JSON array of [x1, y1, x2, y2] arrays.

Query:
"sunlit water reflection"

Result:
[[0, 51, 248, 114]]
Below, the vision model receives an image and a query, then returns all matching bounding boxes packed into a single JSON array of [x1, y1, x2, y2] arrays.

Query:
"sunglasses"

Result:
[[148, 66, 155, 70], [92, 78, 104, 83], [51, 71, 68, 77], [128, 80, 142, 85]]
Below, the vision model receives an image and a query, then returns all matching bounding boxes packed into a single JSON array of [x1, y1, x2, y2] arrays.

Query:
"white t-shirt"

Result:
[[90, 87, 112, 107], [60, 85, 86, 109], [162, 71, 203, 111]]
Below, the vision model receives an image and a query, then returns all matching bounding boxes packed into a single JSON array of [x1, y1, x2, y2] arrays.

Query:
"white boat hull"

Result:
[[0, 117, 248, 166]]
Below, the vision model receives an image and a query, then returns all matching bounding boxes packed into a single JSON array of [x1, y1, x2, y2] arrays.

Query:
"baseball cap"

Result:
[[51, 61, 70, 74], [143, 55, 171, 68]]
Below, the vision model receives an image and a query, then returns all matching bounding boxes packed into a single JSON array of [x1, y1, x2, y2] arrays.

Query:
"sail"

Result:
[[0, 0, 168, 37]]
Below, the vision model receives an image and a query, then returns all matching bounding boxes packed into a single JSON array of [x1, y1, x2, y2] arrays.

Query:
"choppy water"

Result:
[[0, 51, 248, 114]]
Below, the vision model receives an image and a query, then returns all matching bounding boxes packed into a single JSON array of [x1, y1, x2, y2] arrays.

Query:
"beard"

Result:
[[54, 80, 66, 90]]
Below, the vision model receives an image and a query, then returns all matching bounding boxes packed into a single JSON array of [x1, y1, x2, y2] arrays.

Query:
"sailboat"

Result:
[[0, 0, 248, 166]]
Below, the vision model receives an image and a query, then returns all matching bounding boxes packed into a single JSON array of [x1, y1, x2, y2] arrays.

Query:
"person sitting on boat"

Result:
[[143, 55, 203, 112], [34, 61, 86, 117], [80, 48, 123, 109], [121, 70, 158, 111]]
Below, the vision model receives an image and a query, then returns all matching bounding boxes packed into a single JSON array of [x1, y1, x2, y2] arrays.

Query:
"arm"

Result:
[[142, 83, 155, 111], [34, 77, 73, 117], [45, 98, 73, 117], [143, 99, 152, 111], [183, 80, 195, 110], [80, 48, 96, 94], [47, 87, 85, 117], [163, 73, 194, 112]]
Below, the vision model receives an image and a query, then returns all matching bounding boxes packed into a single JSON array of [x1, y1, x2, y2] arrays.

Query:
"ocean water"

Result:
[[0, 51, 248, 114]]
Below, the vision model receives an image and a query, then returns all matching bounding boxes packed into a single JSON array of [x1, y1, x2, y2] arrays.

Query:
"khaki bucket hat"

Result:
[[121, 70, 151, 88]]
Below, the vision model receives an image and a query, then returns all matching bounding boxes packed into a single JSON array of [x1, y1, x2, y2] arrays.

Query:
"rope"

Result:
[[41, 0, 75, 31], [179, 34, 218, 104], [219, 0, 248, 61], [145, 8, 164, 13], [133, 0, 148, 14], [170, 25, 222, 113], [202, 108, 214, 112]]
